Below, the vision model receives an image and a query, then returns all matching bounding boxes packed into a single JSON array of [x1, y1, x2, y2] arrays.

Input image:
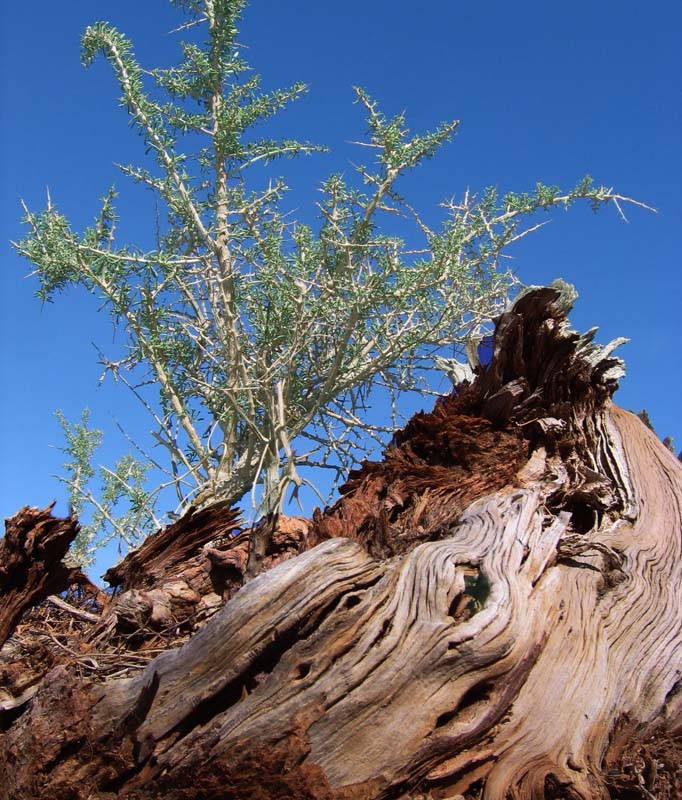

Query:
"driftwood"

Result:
[[1, 287, 681, 799]]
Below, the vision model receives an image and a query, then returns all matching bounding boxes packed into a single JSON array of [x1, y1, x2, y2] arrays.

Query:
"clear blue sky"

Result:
[[1, 1, 680, 565]]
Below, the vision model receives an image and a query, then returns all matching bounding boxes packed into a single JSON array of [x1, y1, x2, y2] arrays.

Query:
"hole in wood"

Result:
[[463, 569, 490, 615], [434, 680, 495, 728], [435, 707, 459, 728], [567, 501, 596, 534], [296, 662, 311, 680], [458, 680, 494, 712]]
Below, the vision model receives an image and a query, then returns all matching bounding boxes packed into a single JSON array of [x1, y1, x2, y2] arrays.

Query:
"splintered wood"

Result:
[[0, 504, 90, 647]]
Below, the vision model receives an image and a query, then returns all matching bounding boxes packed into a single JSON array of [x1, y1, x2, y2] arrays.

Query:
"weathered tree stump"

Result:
[[1, 287, 681, 799]]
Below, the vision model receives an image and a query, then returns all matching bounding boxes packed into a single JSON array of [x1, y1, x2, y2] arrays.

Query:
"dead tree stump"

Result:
[[1, 287, 681, 799]]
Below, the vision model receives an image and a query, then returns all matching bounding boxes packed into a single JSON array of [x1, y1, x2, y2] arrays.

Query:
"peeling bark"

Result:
[[1, 287, 681, 800], [0, 504, 89, 647]]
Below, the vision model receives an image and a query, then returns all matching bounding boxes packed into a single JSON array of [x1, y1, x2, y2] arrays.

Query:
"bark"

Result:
[[0, 504, 91, 647], [1, 287, 681, 800]]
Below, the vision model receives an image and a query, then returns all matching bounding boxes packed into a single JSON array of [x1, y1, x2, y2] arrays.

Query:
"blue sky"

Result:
[[1, 1, 680, 572]]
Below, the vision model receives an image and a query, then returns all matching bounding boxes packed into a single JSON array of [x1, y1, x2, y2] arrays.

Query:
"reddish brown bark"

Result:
[[0, 504, 91, 647], [312, 400, 526, 558], [102, 500, 241, 591]]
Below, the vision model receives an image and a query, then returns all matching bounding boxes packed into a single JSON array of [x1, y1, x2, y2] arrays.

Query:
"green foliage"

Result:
[[16, 0, 648, 561], [464, 569, 491, 616], [55, 411, 157, 564], [637, 409, 656, 432], [55, 409, 103, 518], [635, 410, 677, 458]]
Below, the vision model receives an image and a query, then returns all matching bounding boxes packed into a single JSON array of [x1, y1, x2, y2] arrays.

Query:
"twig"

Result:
[[47, 595, 100, 623]]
